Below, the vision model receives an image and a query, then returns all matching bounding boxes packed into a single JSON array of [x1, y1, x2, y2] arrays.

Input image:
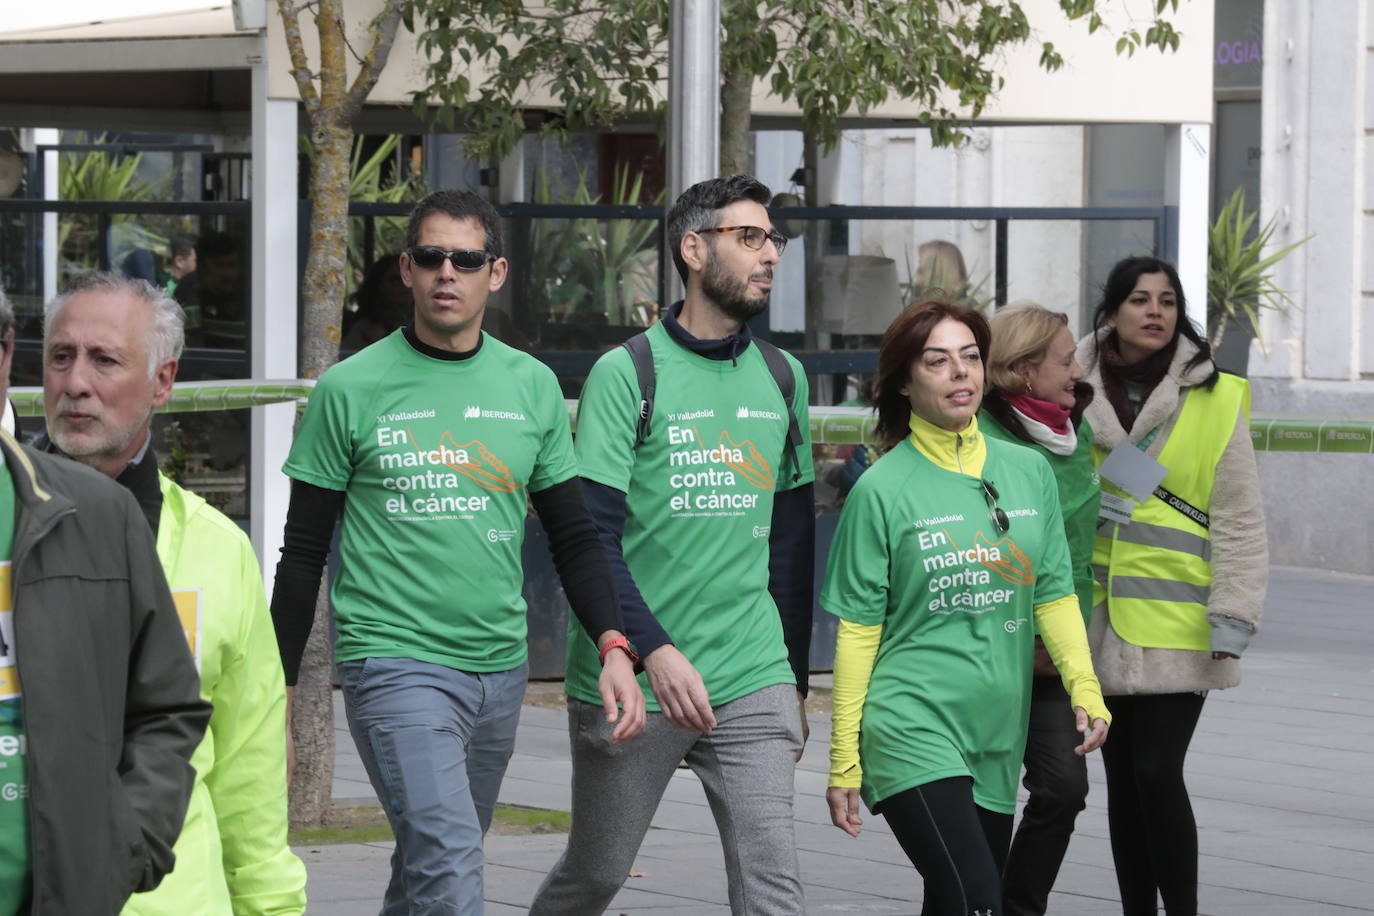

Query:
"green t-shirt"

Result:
[[284, 330, 577, 672], [979, 411, 1100, 625], [565, 324, 815, 710], [0, 461, 25, 912], [820, 437, 1073, 814]]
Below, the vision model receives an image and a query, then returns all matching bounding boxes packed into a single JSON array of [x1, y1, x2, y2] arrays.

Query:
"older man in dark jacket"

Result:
[[0, 289, 209, 913]]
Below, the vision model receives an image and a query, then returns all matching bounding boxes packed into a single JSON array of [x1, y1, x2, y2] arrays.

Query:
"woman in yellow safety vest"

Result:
[[1078, 256, 1268, 916]]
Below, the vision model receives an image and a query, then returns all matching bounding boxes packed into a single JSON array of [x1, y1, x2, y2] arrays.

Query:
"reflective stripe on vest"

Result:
[[1091, 374, 1249, 650]]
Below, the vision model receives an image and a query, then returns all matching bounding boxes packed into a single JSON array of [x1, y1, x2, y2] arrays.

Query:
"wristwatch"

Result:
[[598, 634, 638, 666]]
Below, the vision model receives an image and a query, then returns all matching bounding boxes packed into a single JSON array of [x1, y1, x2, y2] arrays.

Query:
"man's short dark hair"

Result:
[[169, 234, 197, 259], [405, 190, 504, 258], [666, 174, 772, 284]]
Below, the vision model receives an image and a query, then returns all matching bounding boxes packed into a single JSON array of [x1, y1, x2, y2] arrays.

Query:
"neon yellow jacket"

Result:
[[123, 476, 306, 916]]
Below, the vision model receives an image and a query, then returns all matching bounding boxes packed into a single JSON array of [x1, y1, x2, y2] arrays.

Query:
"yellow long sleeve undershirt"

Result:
[[827, 412, 1110, 787]]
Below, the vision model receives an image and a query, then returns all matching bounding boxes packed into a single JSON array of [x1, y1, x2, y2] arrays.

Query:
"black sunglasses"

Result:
[[407, 246, 498, 272], [980, 478, 1010, 535], [696, 225, 788, 256]]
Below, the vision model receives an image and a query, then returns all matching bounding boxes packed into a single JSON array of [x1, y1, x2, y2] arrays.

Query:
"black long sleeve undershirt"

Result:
[[582, 478, 674, 659], [769, 482, 815, 696], [270, 477, 624, 685], [270, 479, 343, 685]]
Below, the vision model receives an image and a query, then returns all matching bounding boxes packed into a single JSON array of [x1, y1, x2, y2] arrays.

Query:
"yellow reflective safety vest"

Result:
[[123, 475, 306, 916], [1091, 373, 1249, 650]]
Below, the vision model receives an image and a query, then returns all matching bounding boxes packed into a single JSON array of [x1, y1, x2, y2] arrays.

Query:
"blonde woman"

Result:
[[981, 304, 1100, 916]]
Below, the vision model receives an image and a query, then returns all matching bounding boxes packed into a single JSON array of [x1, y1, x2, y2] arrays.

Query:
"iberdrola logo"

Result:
[[464, 405, 480, 419], [736, 406, 749, 419]]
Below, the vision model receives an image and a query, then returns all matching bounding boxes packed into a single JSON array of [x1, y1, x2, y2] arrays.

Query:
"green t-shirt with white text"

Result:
[[565, 324, 815, 710], [0, 460, 25, 912], [821, 436, 1073, 814], [284, 330, 577, 672]]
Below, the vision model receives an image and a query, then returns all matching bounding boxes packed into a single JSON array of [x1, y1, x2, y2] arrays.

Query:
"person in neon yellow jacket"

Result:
[[39, 273, 307, 916]]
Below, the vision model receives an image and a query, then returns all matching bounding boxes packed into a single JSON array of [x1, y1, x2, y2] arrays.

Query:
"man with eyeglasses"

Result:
[[530, 174, 816, 914], [270, 189, 644, 914]]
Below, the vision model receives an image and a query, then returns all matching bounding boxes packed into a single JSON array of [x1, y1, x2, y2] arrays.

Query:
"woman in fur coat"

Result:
[[1077, 256, 1267, 916]]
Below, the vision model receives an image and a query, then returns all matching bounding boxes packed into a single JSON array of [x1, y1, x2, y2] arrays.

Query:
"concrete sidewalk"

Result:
[[296, 566, 1374, 914]]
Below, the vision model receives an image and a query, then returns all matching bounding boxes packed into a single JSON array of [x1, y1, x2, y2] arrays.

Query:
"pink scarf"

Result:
[[1005, 393, 1071, 435]]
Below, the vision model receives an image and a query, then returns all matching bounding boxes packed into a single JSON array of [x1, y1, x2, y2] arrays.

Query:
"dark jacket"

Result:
[[0, 429, 211, 914]]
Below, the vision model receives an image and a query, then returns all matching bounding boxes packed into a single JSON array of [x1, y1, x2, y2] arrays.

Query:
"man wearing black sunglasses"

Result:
[[270, 189, 644, 914], [532, 175, 815, 915]]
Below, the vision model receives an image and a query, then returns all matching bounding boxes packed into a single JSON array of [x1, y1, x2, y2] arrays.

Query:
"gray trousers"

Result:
[[529, 682, 805, 915]]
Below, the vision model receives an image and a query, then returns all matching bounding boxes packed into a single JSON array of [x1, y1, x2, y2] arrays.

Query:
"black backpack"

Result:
[[621, 331, 805, 484]]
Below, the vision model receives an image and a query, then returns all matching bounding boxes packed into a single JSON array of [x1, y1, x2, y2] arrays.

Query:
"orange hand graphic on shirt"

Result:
[[943, 529, 1035, 586], [974, 531, 1034, 585], [709, 428, 776, 491], [407, 427, 519, 492]]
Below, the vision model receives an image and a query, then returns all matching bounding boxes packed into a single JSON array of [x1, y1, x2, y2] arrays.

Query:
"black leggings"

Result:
[[880, 776, 1013, 916], [1100, 692, 1207, 916]]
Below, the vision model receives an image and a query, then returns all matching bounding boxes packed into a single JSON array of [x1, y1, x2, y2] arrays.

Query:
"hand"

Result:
[[1073, 706, 1108, 755], [1211, 651, 1239, 660], [597, 649, 646, 744], [795, 691, 810, 762], [285, 685, 296, 789], [826, 786, 863, 837], [643, 645, 716, 732]]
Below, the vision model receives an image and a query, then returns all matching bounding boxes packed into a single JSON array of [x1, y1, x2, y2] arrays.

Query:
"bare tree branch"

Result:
[[314, 0, 349, 126], [345, 0, 405, 118], [276, 0, 321, 115]]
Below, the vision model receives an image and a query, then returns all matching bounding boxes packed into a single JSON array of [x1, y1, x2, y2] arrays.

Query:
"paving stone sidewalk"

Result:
[[296, 566, 1374, 914]]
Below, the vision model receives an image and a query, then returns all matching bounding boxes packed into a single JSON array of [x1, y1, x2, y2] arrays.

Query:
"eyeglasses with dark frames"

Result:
[[980, 478, 1011, 535], [696, 225, 788, 256], [407, 246, 498, 272]]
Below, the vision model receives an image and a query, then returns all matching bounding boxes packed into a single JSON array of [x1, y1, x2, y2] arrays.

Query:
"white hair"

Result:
[[0, 287, 13, 337], [45, 272, 185, 377]]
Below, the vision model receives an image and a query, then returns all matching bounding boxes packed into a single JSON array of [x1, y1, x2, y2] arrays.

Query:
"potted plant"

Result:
[[1207, 187, 1310, 363]]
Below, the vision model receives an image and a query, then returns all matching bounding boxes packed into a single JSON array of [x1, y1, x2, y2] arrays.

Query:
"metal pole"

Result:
[[666, 0, 720, 302], [667, 0, 720, 201]]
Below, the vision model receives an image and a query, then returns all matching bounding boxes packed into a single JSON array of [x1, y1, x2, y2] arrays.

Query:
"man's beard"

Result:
[[701, 254, 770, 325]]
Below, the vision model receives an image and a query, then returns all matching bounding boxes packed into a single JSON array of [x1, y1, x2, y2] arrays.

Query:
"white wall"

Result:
[[1253, 0, 1370, 384]]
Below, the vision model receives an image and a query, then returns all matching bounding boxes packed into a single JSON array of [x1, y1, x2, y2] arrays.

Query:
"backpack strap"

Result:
[[754, 339, 804, 485], [621, 332, 656, 448]]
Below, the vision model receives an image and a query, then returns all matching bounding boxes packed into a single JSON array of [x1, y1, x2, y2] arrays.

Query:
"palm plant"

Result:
[[58, 136, 170, 271], [1207, 187, 1311, 350], [527, 164, 661, 326]]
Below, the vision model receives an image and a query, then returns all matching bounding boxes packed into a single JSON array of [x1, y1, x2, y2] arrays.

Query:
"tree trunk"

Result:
[[289, 123, 351, 830], [299, 123, 352, 380], [719, 67, 754, 177], [1209, 318, 1227, 350], [289, 578, 337, 828]]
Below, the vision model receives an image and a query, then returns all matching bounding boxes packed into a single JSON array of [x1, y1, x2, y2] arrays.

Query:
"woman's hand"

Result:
[[826, 786, 864, 837], [1074, 706, 1109, 755]]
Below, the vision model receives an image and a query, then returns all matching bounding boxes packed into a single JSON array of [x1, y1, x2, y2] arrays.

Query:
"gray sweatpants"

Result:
[[529, 682, 806, 915]]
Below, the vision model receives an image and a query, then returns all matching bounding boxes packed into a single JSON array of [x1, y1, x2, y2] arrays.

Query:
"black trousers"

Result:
[[1002, 677, 1090, 916], [1100, 691, 1207, 916], [880, 776, 1013, 916]]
